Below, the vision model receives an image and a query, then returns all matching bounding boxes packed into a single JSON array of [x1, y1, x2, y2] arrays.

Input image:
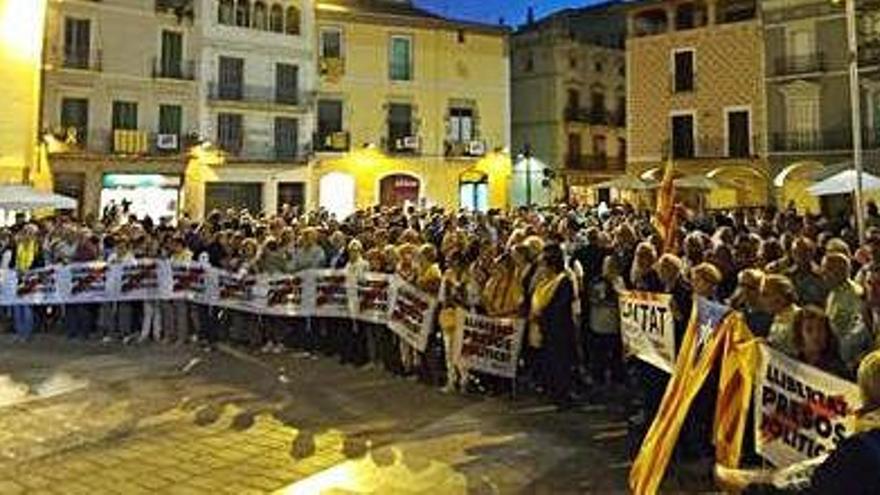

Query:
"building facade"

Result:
[[511, 3, 628, 206], [627, 0, 769, 209], [187, 0, 316, 219], [0, 0, 48, 188], [312, 0, 511, 217], [763, 0, 880, 214], [42, 0, 201, 220]]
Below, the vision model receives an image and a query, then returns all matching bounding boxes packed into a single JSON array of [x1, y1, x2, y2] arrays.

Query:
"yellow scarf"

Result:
[[528, 272, 566, 348], [484, 269, 523, 316], [16, 239, 37, 271]]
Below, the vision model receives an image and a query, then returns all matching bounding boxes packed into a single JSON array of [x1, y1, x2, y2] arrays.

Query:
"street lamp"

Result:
[[835, 0, 865, 242]]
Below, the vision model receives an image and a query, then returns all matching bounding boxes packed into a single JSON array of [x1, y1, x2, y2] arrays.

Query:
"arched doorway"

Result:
[[459, 170, 488, 212], [379, 173, 420, 207], [319, 172, 355, 219], [706, 166, 770, 208], [774, 161, 823, 214]]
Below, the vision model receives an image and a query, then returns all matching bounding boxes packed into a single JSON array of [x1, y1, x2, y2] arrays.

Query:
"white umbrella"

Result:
[[590, 175, 655, 190], [807, 170, 880, 196], [0, 185, 77, 210], [673, 174, 722, 190]]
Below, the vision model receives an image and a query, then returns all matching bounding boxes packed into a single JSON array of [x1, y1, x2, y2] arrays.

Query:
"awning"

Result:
[[0, 185, 78, 211], [589, 175, 656, 190], [808, 169, 880, 196], [673, 174, 723, 190]]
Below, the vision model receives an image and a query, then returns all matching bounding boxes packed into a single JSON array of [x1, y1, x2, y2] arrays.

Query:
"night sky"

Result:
[[415, 0, 600, 26]]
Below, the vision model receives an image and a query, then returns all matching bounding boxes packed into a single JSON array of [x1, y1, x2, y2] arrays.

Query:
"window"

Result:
[[218, 0, 234, 25], [160, 30, 183, 78], [285, 6, 300, 35], [593, 134, 608, 165], [275, 63, 298, 105], [448, 107, 474, 143], [569, 56, 577, 69], [591, 91, 606, 124], [389, 35, 413, 81], [274, 117, 298, 159], [158, 105, 182, 136], [618, 137, 627, 165], [786, 98, 819, 147], [567, 89, 580, 110], [321, 28, 342, 58], [63, 18, 91, 69], [673, 50, 695, 93], [317, 99, 343, 143], [112, 101, 138, 131], [671, 113, 695, 158], [218, 56, 244, 100], [61, 98, 89, 144], [217, 113, 243, 154], [235, 0, 250, 27], [567, 133, 582, 168], [726, 109, 751, 158], [253, 2, 267, 30], [388, 103, 413, 144], [269, 4, 283, 32]]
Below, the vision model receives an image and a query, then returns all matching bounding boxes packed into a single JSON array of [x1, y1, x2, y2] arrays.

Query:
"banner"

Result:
[[256, 273, 312, 317], [351, 273, 393, 324], [170, 262, 209, 301], [66, 262, 110, 304], [312, 270, 351, 318], [216, 272, 257, 310], [387, 280, 437, 352], [754, 343, 862, 468], [115, 260, 161, 301], [618, 290, 676, 373], [453, 310, 525, 379], [8, 267, 61, 305]]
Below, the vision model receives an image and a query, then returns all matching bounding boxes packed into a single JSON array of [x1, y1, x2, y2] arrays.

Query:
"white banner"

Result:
[[453, 309, 525, 379], [254, 272, 313, 317], [754, 343, 862, 468], [387, 280, 437, 352], [312, 270, 351, 318], [351, 273, 393, 324], [618, 290, 676, 373]]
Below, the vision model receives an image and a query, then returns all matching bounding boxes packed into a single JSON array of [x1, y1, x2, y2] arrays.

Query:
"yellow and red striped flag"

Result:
[[654, 157, 677, 253]]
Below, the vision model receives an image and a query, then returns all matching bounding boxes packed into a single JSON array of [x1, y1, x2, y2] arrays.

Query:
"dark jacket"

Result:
[[808, 429, 880, 495]]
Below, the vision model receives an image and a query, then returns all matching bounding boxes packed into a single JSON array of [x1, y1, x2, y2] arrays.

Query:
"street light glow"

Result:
[[0, 0, 47, 63]]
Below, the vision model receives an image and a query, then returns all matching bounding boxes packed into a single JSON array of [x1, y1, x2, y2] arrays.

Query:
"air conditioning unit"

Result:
[[156, 133, 179, 150], [396, 136, 420, 151], [467, 140, 486, 156]]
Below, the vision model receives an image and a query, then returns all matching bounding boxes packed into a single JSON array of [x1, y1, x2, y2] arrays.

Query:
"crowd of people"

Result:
[[4, 200, 880, 489]]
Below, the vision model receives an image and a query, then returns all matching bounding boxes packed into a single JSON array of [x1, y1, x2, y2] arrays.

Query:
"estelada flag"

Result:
[[654, 157, 677, 253], [713, 312, 757, 469], [629, 296, 733, 495]]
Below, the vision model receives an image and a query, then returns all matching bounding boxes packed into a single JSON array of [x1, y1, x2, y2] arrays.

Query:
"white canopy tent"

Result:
[[0, 185, 77, 211], [807, 170, 880, 196], [589, 175, 656, 190]]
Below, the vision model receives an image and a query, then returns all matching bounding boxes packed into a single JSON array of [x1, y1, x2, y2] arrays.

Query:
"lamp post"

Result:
[[839, 0, 865, 242]]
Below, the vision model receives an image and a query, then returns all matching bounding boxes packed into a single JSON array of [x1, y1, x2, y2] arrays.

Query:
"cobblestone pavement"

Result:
[[0, 336, 635, 494]]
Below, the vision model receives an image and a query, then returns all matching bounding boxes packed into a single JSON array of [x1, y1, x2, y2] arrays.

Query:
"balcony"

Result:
[[662, 135, 762, 159], [444, 140, 488, 158], [564, 107, 622, 126], [314, 131, 350, 152], [319, 57, 345, 81], [770, 130, 880, 153], [860, 43, 880, 67], [56, 48, 102, 71], [152, 57, 196, 80], [48, 128, 194, 156], [207, 82, 307, 108], [384, 135, 422, 155], [221, 143, 310, 162], [565, 154, 624, 171], [772, 53, 825, 76]]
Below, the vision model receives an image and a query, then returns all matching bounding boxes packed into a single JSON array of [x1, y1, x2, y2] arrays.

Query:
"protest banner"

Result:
[[66, 262, 110, 303], [754, 343, 862, 468], [115, 260, 160, 300], [351, 273, 393, 324], [312, 270, 350, 318], [453, 310, 525, 379], [618, 290, 676, 373], [169, 262, 208, 300], [256, 273, 312, 316], [6, 267, 60, 305], [216, 272, 257, 310], [387, 280, 436, 352]]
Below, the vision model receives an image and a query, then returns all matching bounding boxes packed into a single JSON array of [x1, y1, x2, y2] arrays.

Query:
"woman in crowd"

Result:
[[11, 225, 42, 342], [793, 306, 851, 379], [588, 255, 625, 391]]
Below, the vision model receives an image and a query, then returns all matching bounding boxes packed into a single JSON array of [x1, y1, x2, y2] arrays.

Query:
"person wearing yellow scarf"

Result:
[[12, 226, 40, 342], [483, 253, 523, 318], [528, 244, 577, 408]]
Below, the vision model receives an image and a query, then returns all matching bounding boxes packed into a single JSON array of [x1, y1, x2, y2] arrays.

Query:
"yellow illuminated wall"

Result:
[[314, 4, 512, 210], [0, 0, 47, 185]]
